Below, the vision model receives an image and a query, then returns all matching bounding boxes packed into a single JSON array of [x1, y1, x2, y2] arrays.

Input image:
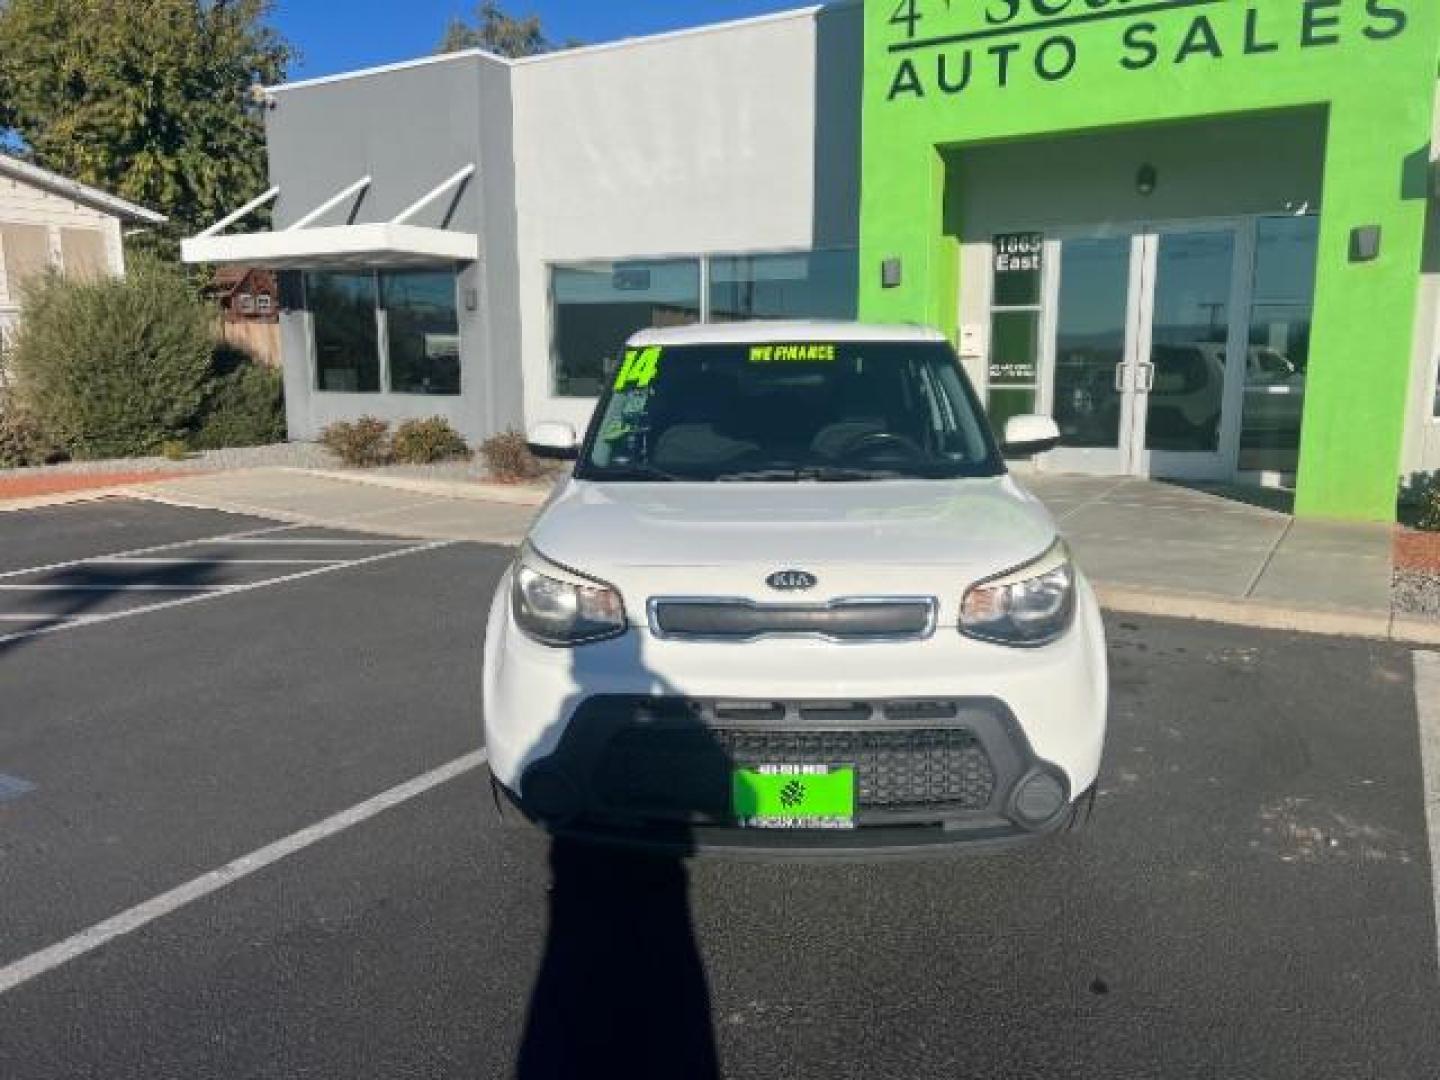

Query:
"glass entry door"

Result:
[[1037, 223, 1250, 480]]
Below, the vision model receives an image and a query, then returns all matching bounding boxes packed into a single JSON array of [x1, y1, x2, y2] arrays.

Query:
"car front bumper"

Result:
[[482, 569, 1108, 854]]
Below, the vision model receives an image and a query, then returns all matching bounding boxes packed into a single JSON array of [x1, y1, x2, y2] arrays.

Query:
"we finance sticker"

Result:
[[749, 343, 837, 364], [613, 346, 663, 391]]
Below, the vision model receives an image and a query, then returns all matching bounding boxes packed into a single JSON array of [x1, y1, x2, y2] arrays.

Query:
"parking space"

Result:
[[0, 498, 1437, 1079]]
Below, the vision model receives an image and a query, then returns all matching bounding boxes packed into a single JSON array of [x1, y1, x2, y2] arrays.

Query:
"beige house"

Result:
[[0, 154, 166, 346]]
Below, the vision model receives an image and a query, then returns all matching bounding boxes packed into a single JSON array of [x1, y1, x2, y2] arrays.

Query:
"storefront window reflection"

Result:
[[708, 250, 857, 323], [552, 260, 701, 398], [306, 272, 380, 393], [1052, 237, 1128, 449], [1241, 217, 1318, 474], [382, 271, 461, 395]]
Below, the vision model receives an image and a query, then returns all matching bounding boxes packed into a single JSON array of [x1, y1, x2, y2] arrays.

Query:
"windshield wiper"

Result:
[[584, 464, 685, 482], [715, 466, 910, 483]]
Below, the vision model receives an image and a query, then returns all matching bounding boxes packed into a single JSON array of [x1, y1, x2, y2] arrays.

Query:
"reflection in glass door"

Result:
[[1046, 236, 1137, 474], [1139, 229, 1241, 477], [1034, 222, 1249, 480]]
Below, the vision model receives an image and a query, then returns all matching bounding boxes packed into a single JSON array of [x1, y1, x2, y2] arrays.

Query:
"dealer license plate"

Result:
[[731, 765, 856, 830]]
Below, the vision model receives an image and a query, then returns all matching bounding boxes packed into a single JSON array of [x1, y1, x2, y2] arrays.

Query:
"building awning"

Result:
[[181, 222, 478, 269], [180, 166, 477, 270]]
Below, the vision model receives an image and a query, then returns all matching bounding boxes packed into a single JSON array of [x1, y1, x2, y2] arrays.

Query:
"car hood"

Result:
[[527, 476, 1060, 615]]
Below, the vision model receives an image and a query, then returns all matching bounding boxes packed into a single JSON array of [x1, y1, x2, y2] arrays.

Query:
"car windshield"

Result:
[[576, 339, 1003, 482]]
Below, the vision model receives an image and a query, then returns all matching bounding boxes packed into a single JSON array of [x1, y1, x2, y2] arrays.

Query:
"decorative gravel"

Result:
[[0, 442, 338, 480], [1394, 569, 1440, 619]]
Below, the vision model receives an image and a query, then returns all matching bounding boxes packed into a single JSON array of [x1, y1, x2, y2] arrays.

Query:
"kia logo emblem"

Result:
[[766, 570, 817, 591]]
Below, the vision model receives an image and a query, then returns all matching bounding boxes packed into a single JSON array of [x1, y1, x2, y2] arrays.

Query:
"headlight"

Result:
[[960, 540, 1076, 647], [511, 543, 627, 646]]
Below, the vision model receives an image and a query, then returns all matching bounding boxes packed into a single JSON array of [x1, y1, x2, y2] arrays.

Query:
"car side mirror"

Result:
[[1002, 414, 1061, 457], [527, 421, 579, 461]]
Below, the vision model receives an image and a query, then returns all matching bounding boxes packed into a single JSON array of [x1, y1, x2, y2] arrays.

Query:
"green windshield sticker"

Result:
[[749, 343, 838, 363], [614, 346, 663, 390]]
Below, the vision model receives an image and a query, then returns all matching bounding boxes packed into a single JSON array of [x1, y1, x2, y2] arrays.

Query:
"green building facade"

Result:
[[859, 0, 1440, 520]]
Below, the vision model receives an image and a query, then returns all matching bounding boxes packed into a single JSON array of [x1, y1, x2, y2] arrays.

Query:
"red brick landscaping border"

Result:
[[0, 471, 195, 503]]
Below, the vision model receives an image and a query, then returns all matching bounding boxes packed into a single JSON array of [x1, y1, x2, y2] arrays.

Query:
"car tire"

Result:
[[1065, 785, 1098, 832]]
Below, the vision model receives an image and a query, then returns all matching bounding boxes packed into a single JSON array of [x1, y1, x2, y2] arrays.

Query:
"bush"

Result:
[[392, 417, 471, 465], [480, 428, 546, 483], [159, 439, 189, 461], [1421, 481, 1440, 533], [1401, 471, 1440, 532], [0, 393, 65, 467], [8, 257, 214, 458], [189, 359, 287, 451], [320, 417, 393, 467]]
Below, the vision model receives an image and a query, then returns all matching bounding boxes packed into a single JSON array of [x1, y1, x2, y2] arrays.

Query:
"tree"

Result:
[[0, 0, 293, 252], [439, 2, 569, 58]]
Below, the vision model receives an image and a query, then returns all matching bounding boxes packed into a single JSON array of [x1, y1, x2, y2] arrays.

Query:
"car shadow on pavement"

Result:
[[513, 621, 722, 1080]]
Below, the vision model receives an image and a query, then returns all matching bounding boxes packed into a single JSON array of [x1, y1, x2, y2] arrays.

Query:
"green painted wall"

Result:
[[858, 0, 1440, 520]]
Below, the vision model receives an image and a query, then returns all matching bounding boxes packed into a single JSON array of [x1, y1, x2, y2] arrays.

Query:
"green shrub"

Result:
[[159, 439, 190, 461], [480, 428, 546, 482], [320, 417, 392, 467], [8, 257, 213, 459], [0, 393, 65, 467], [392, 417, 471, 465], [1421, 482, 1440, 533], [189, 356, 287, 451], [1402, 471, 1440, 532]]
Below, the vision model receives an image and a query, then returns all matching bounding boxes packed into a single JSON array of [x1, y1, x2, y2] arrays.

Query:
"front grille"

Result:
[[594, 724, 996, 818], [648, 597, 936, 642]]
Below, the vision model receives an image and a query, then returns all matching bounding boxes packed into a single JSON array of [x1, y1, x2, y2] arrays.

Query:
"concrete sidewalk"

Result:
[[121, 465, 1435, 643]]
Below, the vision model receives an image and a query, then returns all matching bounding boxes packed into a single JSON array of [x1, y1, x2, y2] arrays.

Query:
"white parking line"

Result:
[[0, 522, 303, 581], [0, 750, 488, 996], [0, 584, 228, 593], [91, 557, 347, 566], [1414, 651, 1440, 976], [0, 541, 453, 646]]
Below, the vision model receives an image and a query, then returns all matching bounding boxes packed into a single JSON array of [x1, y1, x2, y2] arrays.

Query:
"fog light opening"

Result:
[[1012, 770, 1068, 828]]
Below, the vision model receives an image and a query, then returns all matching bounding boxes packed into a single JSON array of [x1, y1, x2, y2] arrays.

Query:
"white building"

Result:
[[0, 154, 167, 346]]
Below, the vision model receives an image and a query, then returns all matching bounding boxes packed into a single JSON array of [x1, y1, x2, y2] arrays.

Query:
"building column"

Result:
[[1294, 102, 1433, 521]]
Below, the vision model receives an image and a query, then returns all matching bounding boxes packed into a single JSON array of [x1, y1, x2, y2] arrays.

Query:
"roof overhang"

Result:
[[181, 223, 479, 269], [0, 153, 168, 226]]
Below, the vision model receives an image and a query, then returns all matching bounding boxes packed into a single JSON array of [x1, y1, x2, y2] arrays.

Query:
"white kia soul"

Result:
[[484, 322, 1107, 854]]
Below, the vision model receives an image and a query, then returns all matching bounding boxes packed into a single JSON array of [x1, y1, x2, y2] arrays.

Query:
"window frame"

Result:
[[303, 268, 463, 396], [547, 246, 859, 400]]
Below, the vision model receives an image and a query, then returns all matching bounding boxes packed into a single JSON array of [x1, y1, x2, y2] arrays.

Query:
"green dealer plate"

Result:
[[731, 767, 856, 830]]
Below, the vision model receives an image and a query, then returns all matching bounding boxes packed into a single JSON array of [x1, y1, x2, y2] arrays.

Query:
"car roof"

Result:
[[628, 320, 949, 347]]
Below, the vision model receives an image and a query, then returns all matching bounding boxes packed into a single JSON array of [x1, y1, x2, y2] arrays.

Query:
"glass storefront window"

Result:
[[382, 271, 461, 395], [306, 272, 380, 393], [1052, 236, 1129, 449], [552, 260, 701, 398], [1241, 216, 1318, 473], [708, 250, 858, 323]]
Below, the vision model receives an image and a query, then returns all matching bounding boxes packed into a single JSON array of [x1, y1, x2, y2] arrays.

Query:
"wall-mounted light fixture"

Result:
[[1136, 164, 1158, 197], [1349, 225, 1382, 263], [881, 258, 903, 289]]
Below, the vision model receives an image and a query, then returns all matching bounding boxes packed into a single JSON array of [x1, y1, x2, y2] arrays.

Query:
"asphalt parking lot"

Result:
[[1, 498, 1438, 1079]]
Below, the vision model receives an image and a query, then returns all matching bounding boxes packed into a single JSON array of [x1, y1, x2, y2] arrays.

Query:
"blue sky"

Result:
[[271, 1, 804, 82]]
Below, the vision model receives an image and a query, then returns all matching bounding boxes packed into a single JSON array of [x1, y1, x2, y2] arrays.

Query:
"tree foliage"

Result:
[[0, 0, 293, 248], [439, 2, 568, 57]]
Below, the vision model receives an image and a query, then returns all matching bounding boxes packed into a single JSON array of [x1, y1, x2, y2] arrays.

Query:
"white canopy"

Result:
[[180, 167, 478, 269]]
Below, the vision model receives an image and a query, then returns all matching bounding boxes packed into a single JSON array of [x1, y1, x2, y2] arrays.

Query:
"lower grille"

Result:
[[595, 725, 996, 818]]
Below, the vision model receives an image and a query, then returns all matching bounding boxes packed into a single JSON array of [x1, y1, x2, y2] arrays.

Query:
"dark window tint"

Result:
[[581, 341, 1000, 482], [307, 272, 380, 393], [383, 271, 461, 395]]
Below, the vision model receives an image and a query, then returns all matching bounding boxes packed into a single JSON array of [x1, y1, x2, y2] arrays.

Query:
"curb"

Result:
[[1095, 584, 1440, 647], [284, 468, 551, 507], [0, 486, 142, 513]]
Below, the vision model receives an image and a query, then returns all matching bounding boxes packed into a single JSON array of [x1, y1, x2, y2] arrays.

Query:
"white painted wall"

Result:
[[0, 172, 125, 333], [509, 5, 860, 434]]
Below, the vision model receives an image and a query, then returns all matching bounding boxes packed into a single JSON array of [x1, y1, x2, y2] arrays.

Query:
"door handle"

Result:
[[1114, 363, 1129, 393], [1137, 361, 1156, 393]]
